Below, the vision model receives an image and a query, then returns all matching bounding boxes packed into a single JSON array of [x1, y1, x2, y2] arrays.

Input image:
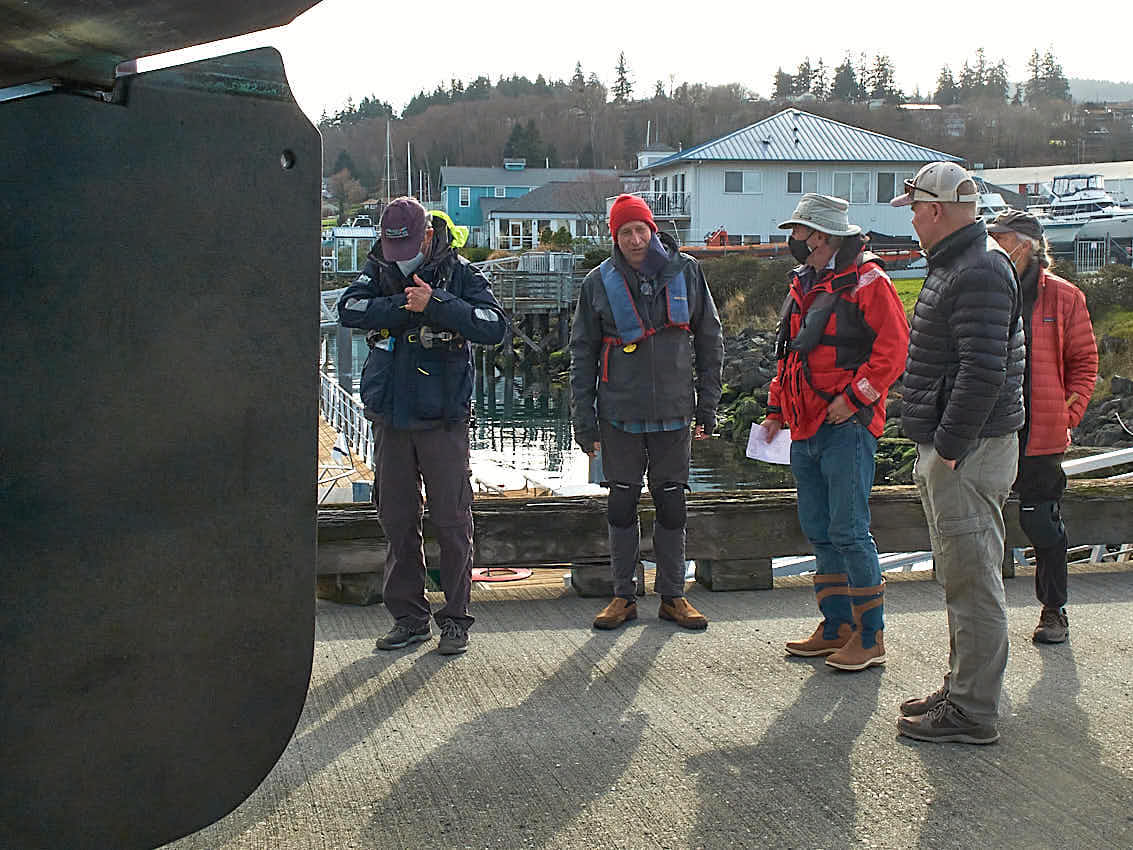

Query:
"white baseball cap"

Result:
[[890, 161, 980, 207]]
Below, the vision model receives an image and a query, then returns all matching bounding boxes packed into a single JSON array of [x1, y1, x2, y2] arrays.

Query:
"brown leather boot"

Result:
[[785, 622, 853, 657], [658, 597, 708, 630], [826, 629, 886, 671], [593, 598, 637, 630]]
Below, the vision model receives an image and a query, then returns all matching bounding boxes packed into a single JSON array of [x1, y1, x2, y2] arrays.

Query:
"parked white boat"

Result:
[[1026, 173, 1133, 245]]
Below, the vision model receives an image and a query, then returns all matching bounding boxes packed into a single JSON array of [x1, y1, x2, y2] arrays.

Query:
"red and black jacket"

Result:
[[768, 249, 909, 441]]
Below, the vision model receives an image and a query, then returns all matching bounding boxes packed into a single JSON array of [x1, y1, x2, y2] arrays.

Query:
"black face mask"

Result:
[[788, 236, 813, 264]]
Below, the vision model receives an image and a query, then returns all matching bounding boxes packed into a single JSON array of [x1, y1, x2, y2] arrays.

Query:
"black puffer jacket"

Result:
[[901, 220, 1025, 462]]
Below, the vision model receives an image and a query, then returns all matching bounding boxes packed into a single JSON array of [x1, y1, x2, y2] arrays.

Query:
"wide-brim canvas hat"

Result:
[[778, 193, 862, 237], [890, 161, 980, 207]]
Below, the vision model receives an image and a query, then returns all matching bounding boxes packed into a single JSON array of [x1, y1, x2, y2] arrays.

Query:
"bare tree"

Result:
[[328, 169, 365, 223], [558, 173, 625, 239]]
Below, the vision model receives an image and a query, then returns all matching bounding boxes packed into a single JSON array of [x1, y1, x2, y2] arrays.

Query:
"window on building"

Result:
[[787, 170, 818, 194], [724, 170, 762, 193], [742, 234, 762, 245], [768, 234, 787, 243], [833, 171, 870, 204], [494, 186, 506, 197], [336, 238, 356, 272], [459, 187, 470, 207], [877, 173, 896, 204], [356, 238, 373, 262]]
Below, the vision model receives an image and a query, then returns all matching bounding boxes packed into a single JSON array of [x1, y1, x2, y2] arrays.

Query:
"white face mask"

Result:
[[1008, 244, 1028, 274], [395, 251, 425, 277]]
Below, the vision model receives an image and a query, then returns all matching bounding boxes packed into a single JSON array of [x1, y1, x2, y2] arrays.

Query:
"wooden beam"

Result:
[[317, 480, 1133, 582]]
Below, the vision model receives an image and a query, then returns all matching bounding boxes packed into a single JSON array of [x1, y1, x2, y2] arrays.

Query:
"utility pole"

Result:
[[384, 120, 392, 203]]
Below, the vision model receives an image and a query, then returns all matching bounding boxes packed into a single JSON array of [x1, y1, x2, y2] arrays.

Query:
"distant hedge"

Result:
[[1075, 264, 1133, 313]]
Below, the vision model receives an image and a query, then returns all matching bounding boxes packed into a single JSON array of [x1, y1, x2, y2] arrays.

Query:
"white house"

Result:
[[635, 108, 964, 245]]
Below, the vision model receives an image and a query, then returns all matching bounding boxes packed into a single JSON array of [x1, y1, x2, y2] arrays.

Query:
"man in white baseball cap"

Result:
[[893, 161, 1026, 745]]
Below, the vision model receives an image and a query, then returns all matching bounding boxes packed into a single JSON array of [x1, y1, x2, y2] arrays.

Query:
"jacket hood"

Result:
[[612, 229, 684, 280]]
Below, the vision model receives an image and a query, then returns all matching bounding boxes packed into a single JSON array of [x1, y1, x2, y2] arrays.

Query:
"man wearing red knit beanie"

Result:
[[569, 194, 724, 630]]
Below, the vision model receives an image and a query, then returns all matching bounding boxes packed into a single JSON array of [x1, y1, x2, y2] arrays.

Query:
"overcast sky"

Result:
[[141, 0, 1133, 122]]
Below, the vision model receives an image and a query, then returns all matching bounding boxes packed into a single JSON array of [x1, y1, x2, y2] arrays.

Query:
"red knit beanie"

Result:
[[608, 194, 657, 237]]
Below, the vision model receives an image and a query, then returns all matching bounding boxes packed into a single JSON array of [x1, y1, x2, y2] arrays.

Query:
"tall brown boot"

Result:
[[786, 621, 853, 657]]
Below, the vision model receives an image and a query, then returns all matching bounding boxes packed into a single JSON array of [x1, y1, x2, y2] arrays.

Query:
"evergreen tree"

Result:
[[586, 72, 606, 100], [654, 79, 667, 99], [772, 68, 794, 99], [855, 53, 870, 98], [465, 76, 492, 99], [934, 66, 957, 105], [1012, 83, 1024, 106], [958, 60, 979, 101], [571, 62, 586, 93], [869, 54, 900, 101], [1025, 49, 1042, 102], [830, 58, 860, 102], [612, 51, 634, 103], [793, 59, 813, 96], [986, 60, 1009, 102], [332, 149, 357, 177], [811, 59, 828, 100], [1040, 49, 1071, 101]]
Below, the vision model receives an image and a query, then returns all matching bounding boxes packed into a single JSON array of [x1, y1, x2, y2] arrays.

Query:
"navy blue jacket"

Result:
[[337, 241, 506, 429]]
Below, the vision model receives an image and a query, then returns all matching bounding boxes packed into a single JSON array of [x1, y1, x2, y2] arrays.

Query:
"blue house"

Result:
[[440, 158, 619, 247]]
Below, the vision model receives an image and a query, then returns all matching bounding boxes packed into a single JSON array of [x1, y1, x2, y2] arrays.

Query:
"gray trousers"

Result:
[[372, 421, 475, 629], [599, 420, 692, 599], [913, 434, 1018, 724]]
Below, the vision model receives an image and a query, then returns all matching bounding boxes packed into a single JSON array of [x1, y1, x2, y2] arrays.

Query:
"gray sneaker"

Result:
[[900, 681, 949, 717], [375, 623, 431, 651], [897, 699, 999, 745], [437, 619, 469, 655], [1033, 607, 1068, 643]]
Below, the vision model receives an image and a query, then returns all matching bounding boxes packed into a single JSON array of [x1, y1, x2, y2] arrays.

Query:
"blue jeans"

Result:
[[791, 421, 884, 645]]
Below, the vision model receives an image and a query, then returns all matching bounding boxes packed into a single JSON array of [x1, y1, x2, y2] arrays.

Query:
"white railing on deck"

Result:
[[319, 371, 374, 469]]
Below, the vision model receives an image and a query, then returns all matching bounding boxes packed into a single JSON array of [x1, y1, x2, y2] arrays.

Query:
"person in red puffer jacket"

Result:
[[988, 210, 1098, 645]]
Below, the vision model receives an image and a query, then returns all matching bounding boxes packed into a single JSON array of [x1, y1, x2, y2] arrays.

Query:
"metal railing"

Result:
[[488, 270, 579, 314], [319, 371, 374, 470], [606, 191, 692, 218]]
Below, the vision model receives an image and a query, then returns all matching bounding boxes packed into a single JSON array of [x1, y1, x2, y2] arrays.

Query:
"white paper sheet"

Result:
[[746, 422, 792, 465]]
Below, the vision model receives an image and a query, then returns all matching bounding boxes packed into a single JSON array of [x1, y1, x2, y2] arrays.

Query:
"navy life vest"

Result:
[[598, 257, 691, 381]]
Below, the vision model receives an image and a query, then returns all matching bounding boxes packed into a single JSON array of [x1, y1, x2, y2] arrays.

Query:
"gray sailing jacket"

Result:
[[569, 231, 724, 447]]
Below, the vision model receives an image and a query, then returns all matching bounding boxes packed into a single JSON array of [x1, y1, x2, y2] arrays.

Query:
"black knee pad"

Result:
[[1019, 500, 1066, 549], [607, 481, 641, 528], [651, 481, 687, 530]]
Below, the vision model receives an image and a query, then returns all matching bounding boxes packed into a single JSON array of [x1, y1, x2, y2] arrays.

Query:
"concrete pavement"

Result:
[[166, 566, 1133, 850]]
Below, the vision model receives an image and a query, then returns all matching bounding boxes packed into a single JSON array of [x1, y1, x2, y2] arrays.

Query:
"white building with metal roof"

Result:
[[637, 108, 964, 245]]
